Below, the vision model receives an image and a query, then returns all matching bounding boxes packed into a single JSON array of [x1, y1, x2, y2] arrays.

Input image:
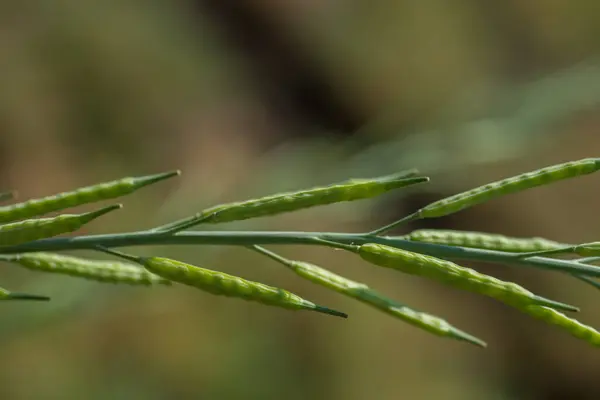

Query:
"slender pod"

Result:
[[250, 245, 486, 347], [518, 305, 600, 347], [406, 229, 568, 253], [353, 243, 578, 312], [367, 158, 600, 235], [158, 173, 429, 233], [418, 158, 600, 219], [97, 247, 347, 318], [0, 286, 49, 301], [0, 204, 121, 246], [1, 252, 171, 286], [0, 171, 179, 223]]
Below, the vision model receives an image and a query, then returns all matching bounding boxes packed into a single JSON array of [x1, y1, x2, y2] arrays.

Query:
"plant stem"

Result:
[[2, 230, 600, 277], [364, 212, 420, 236]]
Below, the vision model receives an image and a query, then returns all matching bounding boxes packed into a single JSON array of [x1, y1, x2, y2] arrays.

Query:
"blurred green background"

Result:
[[1, 1, 599, 399]]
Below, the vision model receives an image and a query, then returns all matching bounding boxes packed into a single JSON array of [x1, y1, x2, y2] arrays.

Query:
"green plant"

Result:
[[2, 160, 600, 349]]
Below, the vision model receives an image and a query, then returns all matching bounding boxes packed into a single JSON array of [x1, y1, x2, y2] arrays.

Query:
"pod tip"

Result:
[[535, 296, 580, 313], [83, 204, 122, 221], [135, 170, 182, 188], [313, 305, 349, 319], [451, 328, 487, 348], [5, 292, 51, 301]]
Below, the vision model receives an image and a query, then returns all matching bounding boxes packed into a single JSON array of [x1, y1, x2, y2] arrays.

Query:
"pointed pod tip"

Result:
[[450, 328, 487, 348], [313, 304, 349, 319], [534, 296, 579, 313], [5, 292, 51, 301], [383, 174, 429, 186], [135, 170, 182, 188], [384, 168, 421, 179], [82, 204, 122, 221]]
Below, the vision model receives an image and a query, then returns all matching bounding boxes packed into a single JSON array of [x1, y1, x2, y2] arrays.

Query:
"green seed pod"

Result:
[[0, 286, 49, 301], [251, 246, 485, 347], [159, 173, 428, 232], [403, 232, 600, 292], [98, 247, 347, 318], [2, 252, 172, 286], [418, 158, 600, 219], [0, 204, 121, 247], [519, 305, 600, 347], [574, 242, 600, 257], [406, 229, 568, 253], [357, 243, 578, 312], [0, 171, 179, 224]]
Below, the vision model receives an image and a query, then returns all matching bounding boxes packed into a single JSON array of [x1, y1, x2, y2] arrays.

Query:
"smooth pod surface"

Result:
[[3, 252, 172, 286], [357, 243, 578, 312], [0, 171, 178, 223], [0, 204, 121, 247], [418, 158, 600, 218]]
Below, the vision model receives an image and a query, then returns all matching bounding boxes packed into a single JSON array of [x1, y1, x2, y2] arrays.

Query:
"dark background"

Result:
[[0, 1, 599, 399]]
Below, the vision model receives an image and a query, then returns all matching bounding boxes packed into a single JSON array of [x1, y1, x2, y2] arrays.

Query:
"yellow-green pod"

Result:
[[357, 243, 578, 312], [0, 171, 179, 224], [251, 246, 485, 347], [518, 305, 600, 347], [98, 248, 347, 318], [1, 252, 172, 286], [0, 204, 121, 247], [159, 173, 428, 232], [418, 158, 600, 219], [0, 285, 49, 301], [406, 229, 568, 253]]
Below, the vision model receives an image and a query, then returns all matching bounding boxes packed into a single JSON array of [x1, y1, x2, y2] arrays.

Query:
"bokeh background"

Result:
[[1, 1, 600, 399]]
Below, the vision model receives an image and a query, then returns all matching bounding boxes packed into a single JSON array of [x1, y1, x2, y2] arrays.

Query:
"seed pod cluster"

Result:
[[161, 173, 428, 232], [0, 171, 179, 224], [251, 246, 486, 347], [2, 252, 172, 286], [0, 204, 121, 247], [356, 243, 578, 312], [406, 229, 568, 253], [417, 158, 600, 219]]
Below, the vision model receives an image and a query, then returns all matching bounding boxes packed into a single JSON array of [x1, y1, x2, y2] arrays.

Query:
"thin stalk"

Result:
[[573, 274, 600, 290], [364, 212, 420, 236], [1, 230, 600, 277], [578, 256, 600, 264], [513, 247, 575, 258]]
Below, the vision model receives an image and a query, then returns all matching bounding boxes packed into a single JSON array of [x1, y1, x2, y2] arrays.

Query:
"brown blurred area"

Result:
[[1, 1, 599, 399]]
